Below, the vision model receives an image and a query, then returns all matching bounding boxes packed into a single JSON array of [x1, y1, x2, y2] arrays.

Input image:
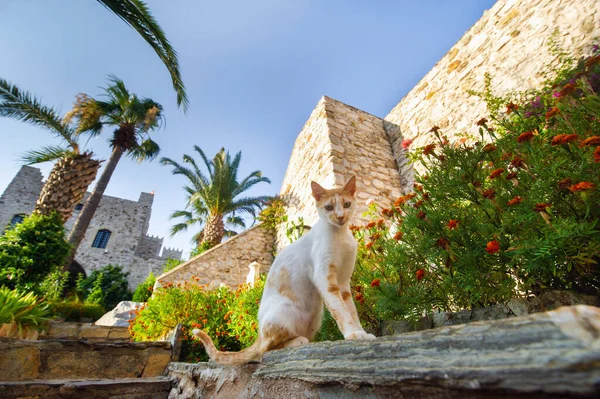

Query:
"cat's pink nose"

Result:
[[337, 216, 344, 222]]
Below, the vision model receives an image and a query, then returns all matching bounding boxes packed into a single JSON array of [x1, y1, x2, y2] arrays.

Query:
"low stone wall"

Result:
[[156, 224, 275, 289]]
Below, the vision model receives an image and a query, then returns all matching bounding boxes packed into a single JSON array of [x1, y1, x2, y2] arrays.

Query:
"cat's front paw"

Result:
[[344, 330, 376, 340]]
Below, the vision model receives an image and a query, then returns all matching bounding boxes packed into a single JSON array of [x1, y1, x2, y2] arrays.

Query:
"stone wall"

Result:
[[0, 166, 43, 231], [156, 224, 275, 289], [384, 0, 600, 188], [277, 96, 403, 251]]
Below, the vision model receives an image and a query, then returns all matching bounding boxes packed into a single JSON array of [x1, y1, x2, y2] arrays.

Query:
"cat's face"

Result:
[[311, 176, 356, 227]]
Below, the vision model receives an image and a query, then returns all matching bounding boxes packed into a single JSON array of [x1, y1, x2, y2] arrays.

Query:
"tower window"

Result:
[[92, 229, 111, 249], [9, 214, 25, 227]]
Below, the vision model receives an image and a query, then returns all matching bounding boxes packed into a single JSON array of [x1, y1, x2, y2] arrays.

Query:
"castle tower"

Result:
[[0, 166, 44, 230]]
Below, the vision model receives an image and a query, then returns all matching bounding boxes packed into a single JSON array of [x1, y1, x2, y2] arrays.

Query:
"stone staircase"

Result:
[[0, 323, 173, 399]]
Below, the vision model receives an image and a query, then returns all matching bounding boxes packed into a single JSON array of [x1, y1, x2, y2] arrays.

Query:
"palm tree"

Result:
[[63, 76, 164, 265], [161, 146, 271, 247], [96, 0, 188, 110], [0, 79, 101, 222]]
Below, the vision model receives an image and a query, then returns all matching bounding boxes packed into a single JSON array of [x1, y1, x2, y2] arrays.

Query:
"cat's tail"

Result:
[[192, 329, 264, 365]]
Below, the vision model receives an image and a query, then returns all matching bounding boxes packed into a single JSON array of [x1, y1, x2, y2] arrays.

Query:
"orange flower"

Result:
[[393, 231, 404, 241], [436, 237, 450, 248], [416, 269, 425, 281], [370, 233, 382, 241], [594, 147, 600, 163], [510, 156, 525, 169], [381, 208, 393, 217], [371, 278, 381, 288], [551, 134, 579, 145], [506, 172, 517, 180], [482, 189, 496, 199], [517, 131, 534, 143], [489, 168, 505, 179], [355, 293, 365, 305], [413, 200, 423, 209], [366, 221, 376, 229], [534, 203, 552, 212], [413, 183, 424, 192], [506, 103, 519, 114], [579, 136, 600, 147], [365, 241, 374, 249], [482, 144, 497, 153], [429, 126, 441, 133], [507, 196, 523, 206], [422, 143, 436, 156], [556, 83, 576, 98], [585, 55, 600, 68], [569, 182, 595, 192], [401, 139, 413, 149], [376, 219, 385, 228], [416, 211, 426, 220], [485, 240, 500, 254], [476, 118, 488, 126], [545, 106, 560, 119], [447, 219, 459, 230], [355, 285, 363, 293]]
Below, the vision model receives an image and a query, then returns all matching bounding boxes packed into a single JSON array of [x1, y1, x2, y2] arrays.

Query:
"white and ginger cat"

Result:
[[193, 176, 375, 365]]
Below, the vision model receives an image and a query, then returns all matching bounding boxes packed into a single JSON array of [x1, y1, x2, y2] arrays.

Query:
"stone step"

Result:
[[0, 339, 172, 381], [40, 321, 131, 341], [0, 377, 172, 399]]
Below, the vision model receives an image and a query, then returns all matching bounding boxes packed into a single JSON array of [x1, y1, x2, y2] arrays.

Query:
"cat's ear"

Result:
[[311, 181, 327, 201], [343, 176, 356, 196]]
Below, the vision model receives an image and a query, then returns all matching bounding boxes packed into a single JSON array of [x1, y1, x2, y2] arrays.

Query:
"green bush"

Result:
[[163, 258, 183, 273], [0, 286, 50, 327], [351, 43, 600, 324], [0, 212, 70, 290], [48, 299, 106, 322], [38, 268, 70, 301], [132, 272, 156, 302], [76, 264, 132, 309]]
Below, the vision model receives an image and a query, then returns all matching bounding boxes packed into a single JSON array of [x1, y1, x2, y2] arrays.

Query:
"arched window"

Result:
[[92, 229, 111, 249], [9, 214, 26, 227]]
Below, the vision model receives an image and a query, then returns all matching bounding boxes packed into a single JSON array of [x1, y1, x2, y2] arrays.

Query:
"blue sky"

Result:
[[0, 0, 496, 256]]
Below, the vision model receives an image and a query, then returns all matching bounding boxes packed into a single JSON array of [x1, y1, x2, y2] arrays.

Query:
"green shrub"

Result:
[[226, 277, 265, 347], [351, 43, 600, 324], [0, 212, 70, 290], [76, 264, 132, 309], [163, 258, 183, 273], [38, 268, 70, 301], [48, 299, 106, 322], [132, 272, 156, 302], [0, 286, 50, 327]]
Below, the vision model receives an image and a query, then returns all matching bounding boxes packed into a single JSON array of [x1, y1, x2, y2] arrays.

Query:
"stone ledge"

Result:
[[167, 305, 600, 398]]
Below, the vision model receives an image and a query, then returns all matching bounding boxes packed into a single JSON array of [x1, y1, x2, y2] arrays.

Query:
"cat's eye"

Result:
[[343, 202, 352, 208], [324, 204, 334, 211]]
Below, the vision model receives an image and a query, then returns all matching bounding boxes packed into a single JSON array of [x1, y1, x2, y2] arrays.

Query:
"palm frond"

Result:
[[97, 0, 188, 111], [129, 138, 161, 162], [20, 146, 72, 165], [0, 78, 77, 146]]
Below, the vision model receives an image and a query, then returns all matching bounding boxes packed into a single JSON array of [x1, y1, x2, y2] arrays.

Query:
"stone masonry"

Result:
[[156, 224, 274, 289], [0, 166, 182, 288], [384, 0, 600, 189]]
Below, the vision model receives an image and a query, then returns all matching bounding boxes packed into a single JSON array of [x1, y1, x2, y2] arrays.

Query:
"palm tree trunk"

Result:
[[63, 145, 125, 269], [35, 153, 101, 223], [202, 214, 225, 247]]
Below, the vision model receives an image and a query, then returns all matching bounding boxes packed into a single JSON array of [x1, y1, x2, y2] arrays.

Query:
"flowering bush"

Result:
[[351, 44, 600, 323]]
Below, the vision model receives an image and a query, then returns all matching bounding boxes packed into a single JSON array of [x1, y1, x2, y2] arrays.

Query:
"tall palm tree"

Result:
[[63, 76, 164, 265], [0, 79, 101, 222], [97, 0, 188, 110], [161, 146, 271, 247]]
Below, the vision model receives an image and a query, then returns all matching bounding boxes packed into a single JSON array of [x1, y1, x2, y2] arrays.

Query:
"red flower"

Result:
[[489, 168, 505, 179], [579, 136, 600, 147], [507, 196, 523, 206], [376, 219, 385, 228], [365, 242, 374, 249], [473, 181, 482, 188], [355, 285, 363, 293], [447, 219, 459, 230], [436, 237, 450, 249], [506, 103, 519, 114], [416, 269, 425, 281], [556, 83, 576, 98], [510, 156, 526, 169], [482, 144, 497, 153], [517, 131, 534, 143], [534, 203, 552, 212], [545, 106, 560, 119], [371, 278, 381, 288], [416, 211, 426, 220], [594, 146, 600, 163], [413, 183, 424, 192], [393, 231, 404, 241], [355, 293, 365, 305], [382, 208, 394, 217], [558, 178, 572, 190], [506, 172, 517, 180], [422, 143, 436, 156], [429, 126, 441, 133], [401, 139, 413, 149], [569, 182, 595, 192], [476, 118, 488, 126], [485, 240, 500, 254], [366, 221, 376, 229], [585, 55, 600, 68], [482, 189, 496, 199], [413, 200, 423, 209], [551, 134, 579, 145]]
